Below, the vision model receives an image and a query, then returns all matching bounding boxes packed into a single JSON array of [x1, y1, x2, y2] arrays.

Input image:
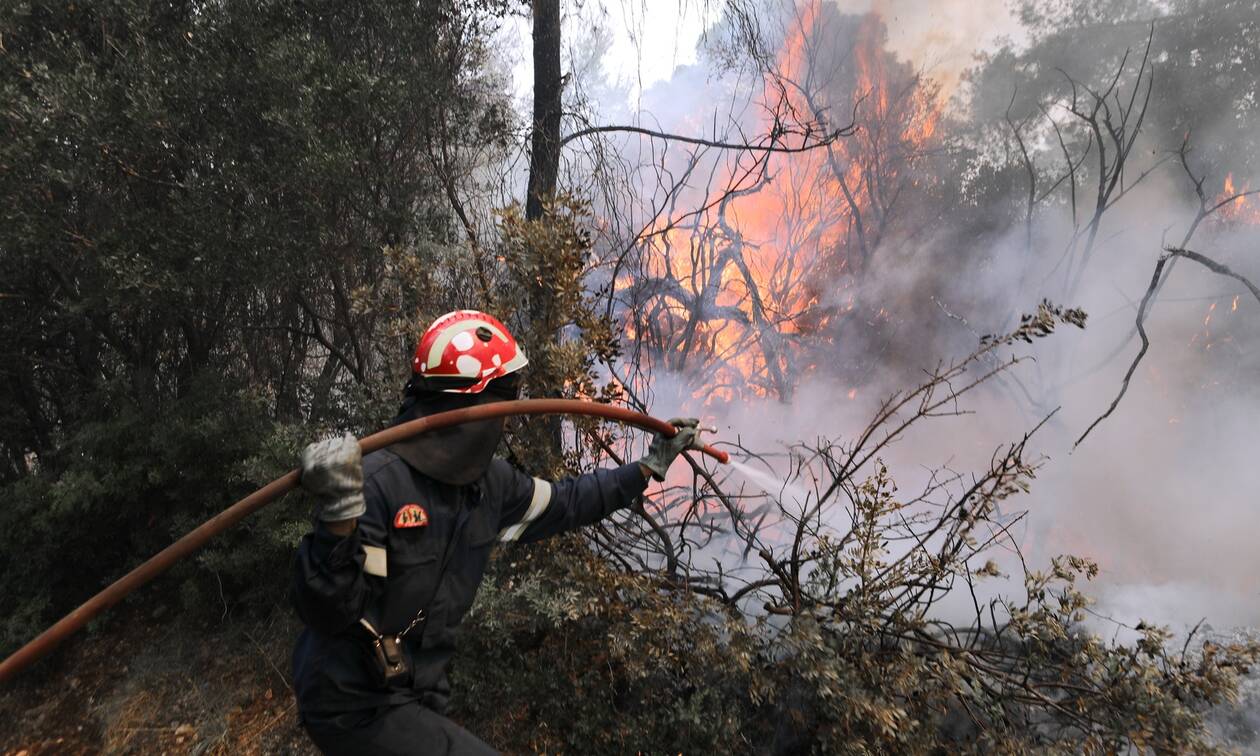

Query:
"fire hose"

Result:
[[0, 399, 729, 685]]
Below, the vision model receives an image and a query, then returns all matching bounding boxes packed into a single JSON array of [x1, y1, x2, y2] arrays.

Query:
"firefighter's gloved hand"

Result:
[[638, 418, 703, 481], [301, 433, 366, 522]]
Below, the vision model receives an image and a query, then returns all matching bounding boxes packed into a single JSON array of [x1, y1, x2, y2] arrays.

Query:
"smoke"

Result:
[[711, 219, 1259, 631], [575, 1, 1260, 630], [840, 0, 1024, 94], [685, 197, 1260, 629]]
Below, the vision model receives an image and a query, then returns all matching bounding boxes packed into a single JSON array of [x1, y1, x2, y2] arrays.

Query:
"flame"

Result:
[[1217, 173, 1260, 224], [1189, 294, 1245, 351], [629, 1, 943, 405]]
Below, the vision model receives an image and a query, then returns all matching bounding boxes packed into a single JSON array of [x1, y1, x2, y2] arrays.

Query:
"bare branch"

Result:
[[560, 122, 855, 153], [1076, 247, 1260, 447]]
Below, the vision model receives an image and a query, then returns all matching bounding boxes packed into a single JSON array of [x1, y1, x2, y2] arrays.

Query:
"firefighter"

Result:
[[291, 310, 702, 755]]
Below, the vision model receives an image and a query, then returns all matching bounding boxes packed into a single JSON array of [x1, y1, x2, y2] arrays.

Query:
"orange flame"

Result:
[[1217, 173, 1260, 224], [633, 2, 943, 405]]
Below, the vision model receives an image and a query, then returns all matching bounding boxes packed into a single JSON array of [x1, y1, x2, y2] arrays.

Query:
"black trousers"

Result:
[[303, 703, 498, 756]]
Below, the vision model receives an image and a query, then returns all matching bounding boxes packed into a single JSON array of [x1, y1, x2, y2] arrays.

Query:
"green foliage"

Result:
[[494, 197, 623, 477], [0, 0, 513, 650], [452, 539, 765, 754], [0, 0, 514, 464], [0, 377, 286, 650], [970, 0, 1260, 183]]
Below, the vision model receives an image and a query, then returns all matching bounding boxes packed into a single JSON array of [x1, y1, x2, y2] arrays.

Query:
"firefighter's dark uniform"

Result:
[[291, 448, 648, 755]]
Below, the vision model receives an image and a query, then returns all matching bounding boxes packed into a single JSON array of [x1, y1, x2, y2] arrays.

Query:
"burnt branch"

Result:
[[560, 121, 856, 153], [1075, 247, 1260, 447]]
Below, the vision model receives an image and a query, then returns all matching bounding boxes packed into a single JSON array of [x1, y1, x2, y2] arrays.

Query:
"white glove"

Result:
[[300, 433, 366, 522]]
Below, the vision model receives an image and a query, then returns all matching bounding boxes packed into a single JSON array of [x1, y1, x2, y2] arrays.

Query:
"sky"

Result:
[[502, 1, 1024, 105], [499, 1, 715, 105]]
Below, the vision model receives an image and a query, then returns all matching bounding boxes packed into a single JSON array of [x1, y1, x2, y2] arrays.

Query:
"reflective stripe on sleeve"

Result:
[[363, 545, 388, 577], [498, 478, 553, 542]]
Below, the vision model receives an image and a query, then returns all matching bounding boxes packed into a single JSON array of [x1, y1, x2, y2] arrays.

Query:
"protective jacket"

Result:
[[291, 448, 647, 727]]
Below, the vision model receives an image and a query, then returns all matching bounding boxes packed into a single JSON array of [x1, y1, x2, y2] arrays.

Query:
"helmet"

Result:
[[410, 310, 528, 394]]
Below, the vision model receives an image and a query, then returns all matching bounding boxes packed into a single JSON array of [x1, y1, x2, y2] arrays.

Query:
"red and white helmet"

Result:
[[411, 310, 528, 394]]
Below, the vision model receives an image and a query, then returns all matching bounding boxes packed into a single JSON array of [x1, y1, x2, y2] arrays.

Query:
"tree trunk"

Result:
[[526, 0, 561, 221], [525, 0, 564, 465]]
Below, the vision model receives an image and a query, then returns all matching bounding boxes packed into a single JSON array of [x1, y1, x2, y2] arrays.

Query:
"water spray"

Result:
[[0, 399, 728, 684], [725, 458, 810, 505]]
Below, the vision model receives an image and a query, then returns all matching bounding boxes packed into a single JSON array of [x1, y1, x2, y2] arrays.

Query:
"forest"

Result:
[[2, 0, 1259, 752]]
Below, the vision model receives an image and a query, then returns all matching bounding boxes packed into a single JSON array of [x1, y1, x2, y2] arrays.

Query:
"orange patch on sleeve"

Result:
[[394, 503, 429, 529]]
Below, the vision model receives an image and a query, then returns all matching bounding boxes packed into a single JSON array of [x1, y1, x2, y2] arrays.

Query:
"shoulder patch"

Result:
[[394, 503, 429, 529]]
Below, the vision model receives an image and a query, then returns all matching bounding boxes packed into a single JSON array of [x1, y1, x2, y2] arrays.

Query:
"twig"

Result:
[[1076, 247, 1260, 447], [560, 123, 855, 153]]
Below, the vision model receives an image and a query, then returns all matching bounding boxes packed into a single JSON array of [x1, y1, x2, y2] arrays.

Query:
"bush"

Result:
[[452, 538, 765, 754], [0, 377, 289, 652], [0, 0, 513, 658], [447, 305, 1260, 754]]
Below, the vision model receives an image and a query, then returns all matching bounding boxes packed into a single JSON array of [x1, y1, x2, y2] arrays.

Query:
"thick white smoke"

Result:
[[575, 1, 1260, 632]]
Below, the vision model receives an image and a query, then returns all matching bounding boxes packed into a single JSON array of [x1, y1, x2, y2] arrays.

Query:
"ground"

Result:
[[4, 601, 1257, 754], [0, 602, 313, 756]]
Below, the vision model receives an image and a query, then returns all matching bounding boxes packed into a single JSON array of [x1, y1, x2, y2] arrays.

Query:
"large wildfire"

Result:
[[620, 1, 944, 406], [611, 0, 1260, 418], [600, 0, 1260, 634]]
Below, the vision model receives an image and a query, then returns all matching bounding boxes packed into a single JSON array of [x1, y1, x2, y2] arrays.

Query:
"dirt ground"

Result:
[[0, 604, 315, 755]]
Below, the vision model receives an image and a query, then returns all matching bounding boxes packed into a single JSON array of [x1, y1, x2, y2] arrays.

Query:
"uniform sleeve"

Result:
[[495, 462, 648, 544], [290, 478, 387, 635]]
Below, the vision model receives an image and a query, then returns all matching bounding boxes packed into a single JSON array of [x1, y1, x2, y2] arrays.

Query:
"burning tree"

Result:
[[580, 2, 946, 407]]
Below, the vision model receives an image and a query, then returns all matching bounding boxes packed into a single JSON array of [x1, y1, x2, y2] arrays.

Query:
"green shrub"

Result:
[[452, 538, 765, 754]]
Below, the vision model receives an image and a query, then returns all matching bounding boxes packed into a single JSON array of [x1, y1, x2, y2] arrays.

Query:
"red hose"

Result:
[[0, 399, 726, 684]]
